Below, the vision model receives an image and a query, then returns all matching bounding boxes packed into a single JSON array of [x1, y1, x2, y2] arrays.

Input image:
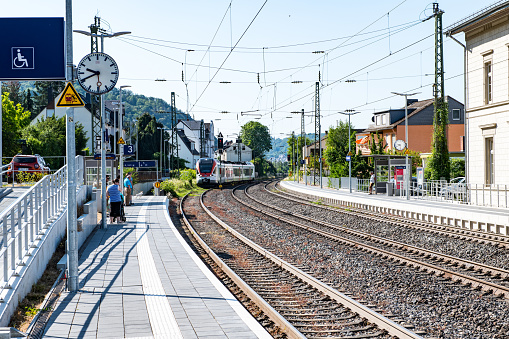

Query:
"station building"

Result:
[[449, 2, 509, 187]]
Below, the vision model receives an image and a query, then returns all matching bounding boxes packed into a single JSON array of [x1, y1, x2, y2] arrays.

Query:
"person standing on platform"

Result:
[[124, 173, 133, 206], [369, 171, 376, 195], [106, 178, 122, 223]]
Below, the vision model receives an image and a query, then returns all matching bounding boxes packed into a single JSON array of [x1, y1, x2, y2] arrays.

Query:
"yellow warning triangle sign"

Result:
[[117, 137, 125, 144], [56, 82, 85, 107]]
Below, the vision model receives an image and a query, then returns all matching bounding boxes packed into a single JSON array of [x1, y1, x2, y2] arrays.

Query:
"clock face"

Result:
[[77, 52, 119, 95], [394, 139, 407, 151]]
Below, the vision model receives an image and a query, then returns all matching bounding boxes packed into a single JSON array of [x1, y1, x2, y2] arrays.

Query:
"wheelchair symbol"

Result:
[[13, 49, 28, 68], [11, 47, 34, 69]]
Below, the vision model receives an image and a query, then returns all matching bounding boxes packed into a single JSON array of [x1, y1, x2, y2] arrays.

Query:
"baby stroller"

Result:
[[120, 193, 127, 222]]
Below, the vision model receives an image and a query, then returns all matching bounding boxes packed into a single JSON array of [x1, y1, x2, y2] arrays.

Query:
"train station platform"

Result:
[[42, 196, 271, 339], [280, 181, 509, 236]]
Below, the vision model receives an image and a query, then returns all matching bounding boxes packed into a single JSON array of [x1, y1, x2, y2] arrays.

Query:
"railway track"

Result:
[[234, 182, 509, 298], [273, 181, 509, 248], [180, 189, 421, 339]]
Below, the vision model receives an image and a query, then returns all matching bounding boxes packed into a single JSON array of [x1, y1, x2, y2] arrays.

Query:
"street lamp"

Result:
[[338, 110, 360, 193], [74, 29, 131, 229], [391, 91, 420, 200], [157, 127, 165, 180], [119, 85, 131, 200], [183, 49, 194, 119]]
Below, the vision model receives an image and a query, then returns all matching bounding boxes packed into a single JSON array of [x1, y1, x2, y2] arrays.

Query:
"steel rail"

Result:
[[258, 182, 509, 281], [180, 193, 305, 339], [235, 183, 509, 298], [219, 186, 422, 339], [273, 181, 509, 247]]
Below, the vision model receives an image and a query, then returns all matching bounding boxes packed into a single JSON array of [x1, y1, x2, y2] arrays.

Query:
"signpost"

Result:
[[94, 153, 116, 160], [0, 18, 66, 80], [124, 160, 156, 168]]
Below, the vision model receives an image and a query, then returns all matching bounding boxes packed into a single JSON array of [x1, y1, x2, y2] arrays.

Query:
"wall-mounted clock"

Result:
[[77, 52, 119, 95], [394, 139, 407, 151]]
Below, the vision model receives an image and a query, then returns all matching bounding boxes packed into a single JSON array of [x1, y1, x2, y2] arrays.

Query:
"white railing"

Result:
[[0, 156, 84, 291], [408, 181, 509, 209]]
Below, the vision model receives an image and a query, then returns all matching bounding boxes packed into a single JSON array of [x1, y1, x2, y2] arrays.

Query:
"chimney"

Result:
[[406, 98, 418, 106], [47, 86, 55, 110]]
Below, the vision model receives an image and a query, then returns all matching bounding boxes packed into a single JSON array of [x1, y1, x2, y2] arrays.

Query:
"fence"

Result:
[[409, 181, 509, 209], [0, 156, 84, 291], [298, 175, 508, 209]]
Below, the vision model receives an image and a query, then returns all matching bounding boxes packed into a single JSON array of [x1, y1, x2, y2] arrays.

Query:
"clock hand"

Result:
[[86, 68, 99, 74], [81, 73, 97, 81]]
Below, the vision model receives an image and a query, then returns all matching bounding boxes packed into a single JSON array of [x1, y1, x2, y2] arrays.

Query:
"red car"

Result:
[[7, 154, 51, 178]]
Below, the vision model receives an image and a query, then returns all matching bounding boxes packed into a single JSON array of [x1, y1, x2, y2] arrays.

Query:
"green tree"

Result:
[[240, 121, 271, 159], [33, 81, 65, 113], [2, 92, 31, 161], [369, 131, 385, 154], [450, 158, 465, 178], [239, 121, 271, 174], [22, 115, 88, 169], [427, 101, 450, 180], [323, 121, 355, 178], [137, 113, 165, 161]]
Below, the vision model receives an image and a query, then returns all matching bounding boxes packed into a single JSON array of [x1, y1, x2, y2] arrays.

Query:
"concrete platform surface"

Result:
[[281, 181, 509, 234], [43, 196, 271, 339]]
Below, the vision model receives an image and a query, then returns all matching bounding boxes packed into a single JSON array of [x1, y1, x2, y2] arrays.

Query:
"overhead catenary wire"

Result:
[[189, 0, 269, 114]]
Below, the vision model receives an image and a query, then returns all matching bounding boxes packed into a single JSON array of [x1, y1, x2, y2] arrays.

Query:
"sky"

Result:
[[0, 0, 495, 141]]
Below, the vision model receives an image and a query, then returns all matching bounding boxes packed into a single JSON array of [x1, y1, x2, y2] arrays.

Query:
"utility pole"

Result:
[[292, 132, 295, 182], [301, 108, 305, 184], [429, 2, 450, 181], [200, 119, 206, 158], [170, 92, 178, 175], [89, 17, 103, 156], [314, 82, 321, 188]]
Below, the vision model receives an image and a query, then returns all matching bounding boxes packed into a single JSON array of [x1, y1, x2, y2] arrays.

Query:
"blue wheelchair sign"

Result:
[[0, 18, 65, 80]]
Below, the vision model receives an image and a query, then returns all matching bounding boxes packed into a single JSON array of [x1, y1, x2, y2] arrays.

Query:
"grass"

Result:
[[161, 178, 207, 198]]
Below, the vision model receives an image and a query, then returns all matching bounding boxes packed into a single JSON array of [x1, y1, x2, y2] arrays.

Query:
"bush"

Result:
[[179, 169, 196, 187], [450, 158, 465, 178], [160, 179, 177, 197], [123, 168, 139, 185]]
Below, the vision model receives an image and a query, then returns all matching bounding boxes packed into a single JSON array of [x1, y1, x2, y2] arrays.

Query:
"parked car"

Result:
[[7, 154, 51, 179], [440, 177, 466, 199]]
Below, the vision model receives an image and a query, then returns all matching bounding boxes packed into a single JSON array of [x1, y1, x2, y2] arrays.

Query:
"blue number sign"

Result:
[[123, 145, 135, 155]]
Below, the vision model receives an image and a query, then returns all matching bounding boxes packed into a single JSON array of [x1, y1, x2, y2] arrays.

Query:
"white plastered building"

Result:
[[449, 2, 509, 187]]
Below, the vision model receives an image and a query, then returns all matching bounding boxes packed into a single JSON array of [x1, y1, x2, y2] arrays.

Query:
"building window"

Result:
[[382, 114, 387, 125], [452, 109, 461, 120], [484, 62, 492, 104], [485, 137, 494, 185]]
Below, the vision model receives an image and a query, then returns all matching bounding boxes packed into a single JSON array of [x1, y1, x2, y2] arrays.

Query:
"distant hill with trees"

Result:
[[3, 81, 192, 129]]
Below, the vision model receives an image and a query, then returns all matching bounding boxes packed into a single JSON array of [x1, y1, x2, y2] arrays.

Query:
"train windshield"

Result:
[[199, 159, 214, 173]]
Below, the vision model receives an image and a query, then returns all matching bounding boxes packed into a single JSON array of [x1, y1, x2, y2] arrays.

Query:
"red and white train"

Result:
[[196, 158, 255, 186]]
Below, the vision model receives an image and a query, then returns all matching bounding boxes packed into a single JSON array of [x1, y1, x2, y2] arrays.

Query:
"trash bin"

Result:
[[386, 182, 394, 196]]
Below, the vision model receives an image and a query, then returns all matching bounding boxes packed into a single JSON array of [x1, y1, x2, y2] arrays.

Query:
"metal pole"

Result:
[[65, 0, 78, 292], [113, 106, 117, 165], [101, 96, 107, 228], [119, 88, 124, 199], [160, 129, 162, 178], [0, 80, 2, 187], [348, 114, 352, 193], [404, 95, 410, 200], [292, 132, 295, 182], [98, 36, 109, 229]]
